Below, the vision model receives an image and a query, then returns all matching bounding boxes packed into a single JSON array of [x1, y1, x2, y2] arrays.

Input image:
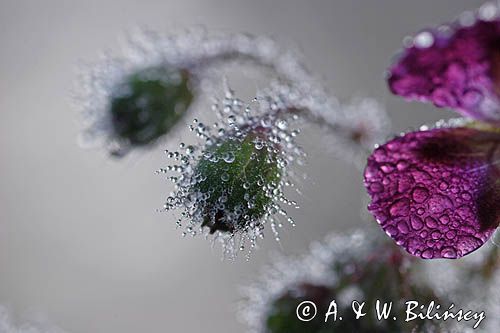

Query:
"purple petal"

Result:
[[388, 14, 500, 123], [364, 127, 500, 259]]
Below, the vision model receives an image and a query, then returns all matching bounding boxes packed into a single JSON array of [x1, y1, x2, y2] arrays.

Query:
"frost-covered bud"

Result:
[[193, 132, 281, 234], [240, 231, 446, 333], [110, 66, 193, 148], [161, 89, 303, 257]]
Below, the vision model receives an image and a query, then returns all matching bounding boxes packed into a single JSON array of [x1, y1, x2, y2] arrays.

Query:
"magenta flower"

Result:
[[388, 3, 500, 123], [365, 3, 500, 259]]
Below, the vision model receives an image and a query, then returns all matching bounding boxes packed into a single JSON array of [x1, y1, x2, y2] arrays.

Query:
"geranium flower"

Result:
[[364, 3, 500, 259]]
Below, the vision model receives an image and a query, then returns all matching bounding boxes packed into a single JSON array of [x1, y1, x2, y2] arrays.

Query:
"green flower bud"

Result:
[[161, 89, 302, 255], [110, 66, 193, 146], [193, 132, 281, 234]]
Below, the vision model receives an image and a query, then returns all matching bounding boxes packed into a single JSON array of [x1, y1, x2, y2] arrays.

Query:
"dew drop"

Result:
[[410, 215, 424, 230], [389, 198, 410, 217], [369, 182, 384, 193], [380, 163, 395, 173], [421, 248, 434, 259], [397, 221, 409, 234], [396, 160, 409, 171], [439, 214, 450, 225], [414, 31, 434, 48], [438, 181, 448, 191], [412, 187, 429, 203], [440, 247, 457, 259], [425, 216, 438, 229], [445, 230, 456, 239], [428, 194, 453, 214], [385, 226, 399, 237], [223, 152, 235, 163]]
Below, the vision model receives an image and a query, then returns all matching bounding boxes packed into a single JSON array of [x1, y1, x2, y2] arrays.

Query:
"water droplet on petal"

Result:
[[412, 187, 429, 203], [440, 247, 457, 259], [389, 198, 410, 217], [410, 215, 424, 230]]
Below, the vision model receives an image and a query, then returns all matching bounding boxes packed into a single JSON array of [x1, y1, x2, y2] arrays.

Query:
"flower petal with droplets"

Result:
[[364, 127, 500, 259]]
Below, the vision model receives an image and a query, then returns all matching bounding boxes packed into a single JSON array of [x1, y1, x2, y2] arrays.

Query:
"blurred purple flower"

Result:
[[388, 3, 500, 123]]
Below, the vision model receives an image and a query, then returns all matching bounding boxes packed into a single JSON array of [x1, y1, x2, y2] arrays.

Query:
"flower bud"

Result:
[[162, 89, 303, 256], [192, 131, 281, 234], [110, 66, 193, 148]]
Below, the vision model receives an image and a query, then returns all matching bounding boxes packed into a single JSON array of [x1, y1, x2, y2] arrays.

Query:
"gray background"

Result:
[[0, 0, 479, 332]]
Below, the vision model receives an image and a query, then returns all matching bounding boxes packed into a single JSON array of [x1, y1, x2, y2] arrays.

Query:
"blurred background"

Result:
[[0, 0, 482, 332]]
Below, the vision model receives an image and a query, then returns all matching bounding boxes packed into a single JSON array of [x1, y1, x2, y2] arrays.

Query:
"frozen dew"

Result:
[[159, 88, 305, 259]]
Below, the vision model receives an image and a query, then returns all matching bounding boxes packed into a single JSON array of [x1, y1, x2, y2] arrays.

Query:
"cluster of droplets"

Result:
[[0, 305, 66, 333], [158, 88, 305, 259]]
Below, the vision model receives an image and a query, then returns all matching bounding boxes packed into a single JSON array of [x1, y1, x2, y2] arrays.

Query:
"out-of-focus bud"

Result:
[[109, 66, 193, 151], [240, 231, 445, 333]]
